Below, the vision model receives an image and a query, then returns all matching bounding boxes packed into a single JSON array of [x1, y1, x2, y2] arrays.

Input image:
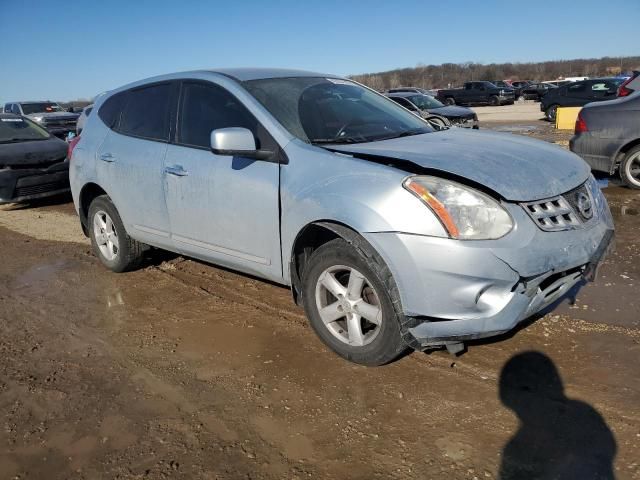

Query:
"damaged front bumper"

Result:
[[363, 182, 615, 350]]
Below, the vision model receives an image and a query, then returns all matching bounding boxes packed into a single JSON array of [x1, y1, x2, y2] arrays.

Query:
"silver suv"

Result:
[[69, 69, 614, 365]]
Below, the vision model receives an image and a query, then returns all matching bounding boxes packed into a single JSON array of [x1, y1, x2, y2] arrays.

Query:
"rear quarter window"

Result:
[[98, 93, 127, 129], [118, 83, 172, 141]]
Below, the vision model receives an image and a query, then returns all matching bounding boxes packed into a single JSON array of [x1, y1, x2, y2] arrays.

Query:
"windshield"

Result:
[[0, 117, 50, 143], [408, 94, 445, 109], [243, 77, 432, 144], [20, 102, 64, 115]]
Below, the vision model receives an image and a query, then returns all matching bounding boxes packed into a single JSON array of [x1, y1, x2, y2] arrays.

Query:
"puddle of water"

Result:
[[14, 260, 70, 293]]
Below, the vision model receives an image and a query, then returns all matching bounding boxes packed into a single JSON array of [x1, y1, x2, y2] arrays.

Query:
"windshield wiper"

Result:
[[311, 137, 365, 145], [371, 128, 429, 142]]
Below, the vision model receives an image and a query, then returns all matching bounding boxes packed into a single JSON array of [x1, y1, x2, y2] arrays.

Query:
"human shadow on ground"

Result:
[[498, 351, 616, 480]]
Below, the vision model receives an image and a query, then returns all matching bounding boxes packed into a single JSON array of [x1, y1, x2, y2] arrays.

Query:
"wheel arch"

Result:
[[616, 137, 640, 160], [78, 182, 110, 236], [289, 220, 375, 306]]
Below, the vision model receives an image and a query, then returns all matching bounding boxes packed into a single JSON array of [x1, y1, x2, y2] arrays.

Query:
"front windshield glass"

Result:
[[20, 102, 64, 115], [243, 77, 432, 144], [409, 95, 445, 109], [0, 117, 50, 143]]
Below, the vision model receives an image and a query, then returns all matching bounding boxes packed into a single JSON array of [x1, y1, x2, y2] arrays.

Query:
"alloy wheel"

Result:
[[93, 210, 119, 261], [314, 265, 383, 347], [625, 151, 640, 187]]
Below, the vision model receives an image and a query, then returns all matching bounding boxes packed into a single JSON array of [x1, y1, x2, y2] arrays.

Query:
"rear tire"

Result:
[[545, 104, 559, 122], [619, 146, 640, 190], [444, 97, 455, 106], [301, 238, 408, 366], [88, 195, 145, 272]]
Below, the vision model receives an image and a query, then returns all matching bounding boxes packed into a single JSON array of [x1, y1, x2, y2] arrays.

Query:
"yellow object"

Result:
[[555, 107, 582, 130]]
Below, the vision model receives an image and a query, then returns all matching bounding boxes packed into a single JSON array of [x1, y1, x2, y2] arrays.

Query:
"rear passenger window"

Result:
[[119, 84, 172, 141], [177, 82, 257, 149], [98, 93, 126, 129]]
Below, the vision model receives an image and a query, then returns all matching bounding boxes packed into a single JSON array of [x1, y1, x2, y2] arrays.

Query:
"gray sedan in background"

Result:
[[570, 92, 640, 189], [69, 69, 614, 365]]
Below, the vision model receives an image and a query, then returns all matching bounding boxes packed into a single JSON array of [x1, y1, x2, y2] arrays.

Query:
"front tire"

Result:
[[619, 146, 640, 190], [301, 238, 408, 366], [88, 195, 145, 272], [490, 95, 500, 106]]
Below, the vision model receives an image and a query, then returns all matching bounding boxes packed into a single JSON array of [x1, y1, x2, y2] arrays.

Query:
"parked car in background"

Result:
[[542, 80, 573, 87], [0, 113, 69, 204], [520, 82, 557, 101], [387, 87, 429, 94], [509, 81, 532, 100], [617, 71, 640, 97], [385, 95, 450, 129], [387, 92, 478, 129], [540, 78, 624, 121], [70, 68, 613, 365], [76, 104, 94, 135], [437, 81, 515, 106], [570, 92, 640, 189], [386, 87, 440, 97], [490, 81, 512, 89], [3, 101, 79, 139]]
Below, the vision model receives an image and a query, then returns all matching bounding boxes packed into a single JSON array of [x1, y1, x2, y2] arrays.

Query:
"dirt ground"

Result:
[[1, 119, 639, 479]]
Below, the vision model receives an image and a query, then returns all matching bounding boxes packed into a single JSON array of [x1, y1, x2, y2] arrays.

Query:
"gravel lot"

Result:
[[1, 117, 639, 479]]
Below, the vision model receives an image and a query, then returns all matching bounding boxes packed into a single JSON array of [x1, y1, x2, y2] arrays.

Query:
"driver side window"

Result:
[[177, 82, 258, 150]]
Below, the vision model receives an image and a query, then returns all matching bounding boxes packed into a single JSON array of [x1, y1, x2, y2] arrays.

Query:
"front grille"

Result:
[[14, 180, 69, 198], [44, 119, 76, 128], [521, 182, 595, 232]]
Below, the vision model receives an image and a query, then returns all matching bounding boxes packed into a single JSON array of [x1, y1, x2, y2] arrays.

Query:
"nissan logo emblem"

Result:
[[576, 192, 593, 219]]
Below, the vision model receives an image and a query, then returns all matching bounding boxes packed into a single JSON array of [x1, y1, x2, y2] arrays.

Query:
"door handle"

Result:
[[100, 153, 115, 162], [165, 165, 188, 177]]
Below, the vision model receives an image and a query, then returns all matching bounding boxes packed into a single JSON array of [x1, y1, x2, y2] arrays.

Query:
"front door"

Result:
[[163, 80, 282, 281]]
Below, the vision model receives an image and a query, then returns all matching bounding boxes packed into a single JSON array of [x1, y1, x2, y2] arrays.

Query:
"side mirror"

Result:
[[210, 127, 274, 161]]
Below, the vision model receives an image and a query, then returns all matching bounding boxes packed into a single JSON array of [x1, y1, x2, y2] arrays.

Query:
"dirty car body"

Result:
[[70, 69, 614, 363], [0, 114, 69, 204], [570, 92, 640, 178]]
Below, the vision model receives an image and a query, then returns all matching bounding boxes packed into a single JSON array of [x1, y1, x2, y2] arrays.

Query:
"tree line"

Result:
[[350, 56, 640, 91]]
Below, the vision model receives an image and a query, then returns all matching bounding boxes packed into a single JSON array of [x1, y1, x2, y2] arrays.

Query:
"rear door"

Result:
[[162, 80, 282, 281], [562, 82, 590, 106], [95, 82, 175, 247]]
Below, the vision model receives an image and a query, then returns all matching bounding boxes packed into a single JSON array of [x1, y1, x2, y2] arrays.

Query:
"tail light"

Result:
[[618, 72, 638, 97], [618, 84, 632, 97], [68, 135, 81, 160], [575, 112, 588, 134]]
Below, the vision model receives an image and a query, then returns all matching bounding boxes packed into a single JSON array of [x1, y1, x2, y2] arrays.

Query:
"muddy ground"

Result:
[[1, 121, 639, 479]]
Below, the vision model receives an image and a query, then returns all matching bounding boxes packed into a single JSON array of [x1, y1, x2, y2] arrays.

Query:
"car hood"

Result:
[[0, 137, 68, 167], [328, 128, 590, 201], [427, 105, 474, 118]]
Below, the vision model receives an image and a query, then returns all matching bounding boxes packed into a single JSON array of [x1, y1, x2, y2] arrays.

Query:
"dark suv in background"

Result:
[[3, 101, 79, 139], [540, 78, 624, 121]]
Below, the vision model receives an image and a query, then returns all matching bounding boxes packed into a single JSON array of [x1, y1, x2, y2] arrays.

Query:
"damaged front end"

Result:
[[362, 175, 615, 353]]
